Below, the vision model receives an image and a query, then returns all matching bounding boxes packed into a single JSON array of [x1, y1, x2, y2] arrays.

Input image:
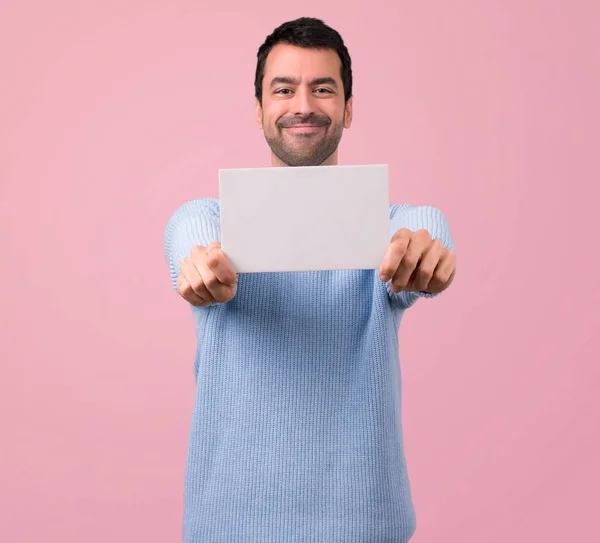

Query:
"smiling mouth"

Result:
[[283, 125, 326, 133]]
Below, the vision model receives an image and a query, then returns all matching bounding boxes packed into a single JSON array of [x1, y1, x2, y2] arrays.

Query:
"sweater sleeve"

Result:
[[387, 203, 455, 310], [163, 197, 221, 291]]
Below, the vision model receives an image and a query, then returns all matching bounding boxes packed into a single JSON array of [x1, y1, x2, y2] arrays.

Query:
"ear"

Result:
[[343, 96, 353, 129], [255, 99, 263, 130]]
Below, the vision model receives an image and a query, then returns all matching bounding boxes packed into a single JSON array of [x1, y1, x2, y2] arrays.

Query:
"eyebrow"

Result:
[[269, 76, 338, 89]]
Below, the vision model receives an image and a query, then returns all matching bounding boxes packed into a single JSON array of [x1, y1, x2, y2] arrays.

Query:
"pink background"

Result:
[[1, 1, 598, 542]]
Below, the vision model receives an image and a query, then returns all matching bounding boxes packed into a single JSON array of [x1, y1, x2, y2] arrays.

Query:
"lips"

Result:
[[284, 125, 325, 133]]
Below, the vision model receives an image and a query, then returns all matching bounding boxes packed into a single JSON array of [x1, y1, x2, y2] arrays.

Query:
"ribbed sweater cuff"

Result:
[[388, 204, 455, 307], [163, 198, 221, 291]]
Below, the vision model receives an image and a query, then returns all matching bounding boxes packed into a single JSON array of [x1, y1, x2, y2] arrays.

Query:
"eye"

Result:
[[315, 88, 333, 94], [274, 88, 292, 94]]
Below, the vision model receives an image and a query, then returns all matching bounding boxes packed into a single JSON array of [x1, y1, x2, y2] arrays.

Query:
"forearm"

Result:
[[164, 198, 221, 291]]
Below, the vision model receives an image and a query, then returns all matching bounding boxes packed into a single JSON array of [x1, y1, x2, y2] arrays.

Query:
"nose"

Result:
[[291, 86, 315, 117]]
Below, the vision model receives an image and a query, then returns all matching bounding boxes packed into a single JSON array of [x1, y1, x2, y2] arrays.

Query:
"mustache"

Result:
[[277, 114, 331, 128]]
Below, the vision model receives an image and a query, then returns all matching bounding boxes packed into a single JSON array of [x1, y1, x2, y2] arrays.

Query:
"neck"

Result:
[[270, 151, 339, 167]]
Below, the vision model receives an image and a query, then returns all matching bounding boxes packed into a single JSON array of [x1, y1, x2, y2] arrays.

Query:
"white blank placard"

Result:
[[218, 164, 390, 273]]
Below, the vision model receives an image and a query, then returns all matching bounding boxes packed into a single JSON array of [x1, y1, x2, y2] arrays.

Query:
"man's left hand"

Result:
[[379, 228, 456, 294]]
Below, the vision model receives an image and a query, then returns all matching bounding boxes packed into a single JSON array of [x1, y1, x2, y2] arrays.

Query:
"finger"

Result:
[[197, 262, 237, 303], [426, 250, 456, 293], [206, 243, 238, 285], [380, 229, 411, 281], [407, 239, 446, 292], [190, 244, 236, 303], [181, 256, 212, 301], [177, 274, 206, 306], [177, 263, 211, 306], [390, 230, 429, 293]]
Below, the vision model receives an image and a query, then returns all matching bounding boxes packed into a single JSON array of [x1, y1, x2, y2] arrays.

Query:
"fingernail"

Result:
[[381, 275, 390, 282]]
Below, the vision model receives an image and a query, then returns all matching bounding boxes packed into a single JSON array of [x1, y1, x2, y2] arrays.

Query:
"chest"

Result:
[[220, 269, 387, 332]]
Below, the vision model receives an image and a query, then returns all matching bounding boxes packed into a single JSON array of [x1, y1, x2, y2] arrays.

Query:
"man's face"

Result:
[[256, 43, 353, 167]]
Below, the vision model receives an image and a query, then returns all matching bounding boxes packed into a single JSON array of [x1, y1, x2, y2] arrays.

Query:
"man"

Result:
[[164, 17, 456, 543]]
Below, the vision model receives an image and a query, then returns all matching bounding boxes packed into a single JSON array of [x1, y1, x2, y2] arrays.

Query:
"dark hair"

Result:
[[254, 17, 353, 105]]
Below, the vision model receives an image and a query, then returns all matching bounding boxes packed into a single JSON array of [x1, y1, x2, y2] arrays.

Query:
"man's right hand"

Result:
[[177, 242, 238, 306]]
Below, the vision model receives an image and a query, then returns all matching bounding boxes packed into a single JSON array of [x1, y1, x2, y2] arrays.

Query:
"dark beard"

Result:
[[264, 114, 345, 167]]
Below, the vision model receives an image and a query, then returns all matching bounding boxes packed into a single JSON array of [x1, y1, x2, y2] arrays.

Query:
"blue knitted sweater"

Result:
[[163, 197, 454, 543]]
